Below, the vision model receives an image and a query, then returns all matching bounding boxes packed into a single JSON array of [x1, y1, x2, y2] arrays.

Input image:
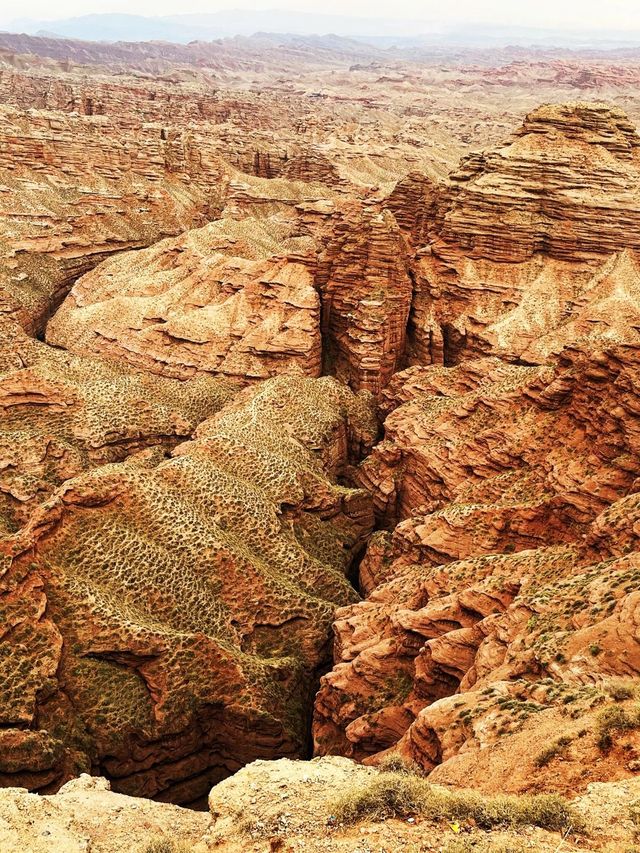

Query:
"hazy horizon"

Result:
[[3, 1, 640, 37]]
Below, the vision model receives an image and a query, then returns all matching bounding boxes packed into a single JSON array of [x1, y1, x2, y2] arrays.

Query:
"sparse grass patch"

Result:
[[629, 798, 640, 838], [596, 704, 640, 750], [605, 679, 639, 702], [375, 752, 423, 775], [534, 734, 572, 768], [142, 840, 193, 853], [444, 840, 527, 853], [331, 771, 582, 833]]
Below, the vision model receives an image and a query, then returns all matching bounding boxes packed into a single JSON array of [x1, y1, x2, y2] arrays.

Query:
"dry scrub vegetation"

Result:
[[330, 767, 582, 833], [596, 703, 640, 750], [143, 840, 193, 853]]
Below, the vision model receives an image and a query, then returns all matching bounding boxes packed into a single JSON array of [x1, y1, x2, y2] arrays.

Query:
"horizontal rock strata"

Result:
[[0, 106, 229, 334], [46, 217, 322, 382], [403, 103, 640, 365], [314, 347, 640, 785], [48, 202, 416, 393]]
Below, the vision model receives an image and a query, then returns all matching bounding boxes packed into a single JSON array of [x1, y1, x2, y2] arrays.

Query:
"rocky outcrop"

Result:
[[410, 247, 640, 366], [384, 171, 440, 248], [0, 774, 209, 853], [317, 206, 414, 394], [48, 203, 415, 393], [333, 535, 640, 793], [0, 317, 236, 534], [242, 145, 342, 185], [439, 102, 640, 264], [46, 217, 322, 382], [208, 756, 378, 840], [0, 375, 375, 804], [6, 759, 637, 852], [314, 347, 640, 780], [360, 345, 640, 530], [0, 105, 229, 334], [280, 148, 342, 186], [408, 103, 640, 365]]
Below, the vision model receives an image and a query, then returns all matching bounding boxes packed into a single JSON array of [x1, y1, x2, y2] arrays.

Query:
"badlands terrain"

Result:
[[3, 26, 640, 852]]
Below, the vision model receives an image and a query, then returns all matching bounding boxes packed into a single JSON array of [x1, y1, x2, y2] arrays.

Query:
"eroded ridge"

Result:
[[0, 375, 375, 805], [405, 103, 640, 365], [47, 202, 415, 394], [0, 317, 237, 535], [314, 347, 640, 791]]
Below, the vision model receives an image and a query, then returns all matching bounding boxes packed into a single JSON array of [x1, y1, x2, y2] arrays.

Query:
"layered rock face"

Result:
[[441, 102, 640, 263], [314, 347, 640, 788], [6, 26, 640, 813], [0, 375, 375, 804], [46, 217, 322, 382], [406, 103, 640, 365], [48, 203, 415, 393], [317, 206, 414, 394], [385, 171, 440, 249], [0, 106, 229, 334]]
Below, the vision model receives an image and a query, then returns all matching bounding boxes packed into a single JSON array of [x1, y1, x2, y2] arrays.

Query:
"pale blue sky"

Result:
[[1, 0, 639, 31]]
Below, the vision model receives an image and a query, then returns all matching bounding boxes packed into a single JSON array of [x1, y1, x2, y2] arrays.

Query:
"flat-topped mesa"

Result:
[[281, 149, 343, 186], [437, 101, 640, 264]]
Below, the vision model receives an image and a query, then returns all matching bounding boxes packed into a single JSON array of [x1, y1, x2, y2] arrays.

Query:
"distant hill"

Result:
[[5, 11, 640, 49], [7, 11, 440, 44]]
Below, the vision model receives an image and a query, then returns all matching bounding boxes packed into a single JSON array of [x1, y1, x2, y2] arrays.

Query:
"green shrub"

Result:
[[332, 773, 426, 823], [375, 752, 423, 775], [444, 840, 526, 853], [605, 679, 638, 702]]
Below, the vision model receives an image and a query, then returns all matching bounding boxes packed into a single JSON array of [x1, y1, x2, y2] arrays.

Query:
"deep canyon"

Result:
[[2, 26, 640, 852]]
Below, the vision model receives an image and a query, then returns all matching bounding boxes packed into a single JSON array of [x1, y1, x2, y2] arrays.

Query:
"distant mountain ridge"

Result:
[[8, 10, 440, 44], [7, 10, 640, 48]]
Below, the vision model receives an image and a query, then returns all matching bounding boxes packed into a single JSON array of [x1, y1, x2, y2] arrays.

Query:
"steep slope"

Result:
[[314, 346, 640, 791], [46, 217, 322, 382], [0, 375, 375, 804], [404, 103, 640, 365], [0, 106, 231, 335], [47, 203, 415, 393], [0, 317, 236, 534], [317, 206, 414, 394]]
